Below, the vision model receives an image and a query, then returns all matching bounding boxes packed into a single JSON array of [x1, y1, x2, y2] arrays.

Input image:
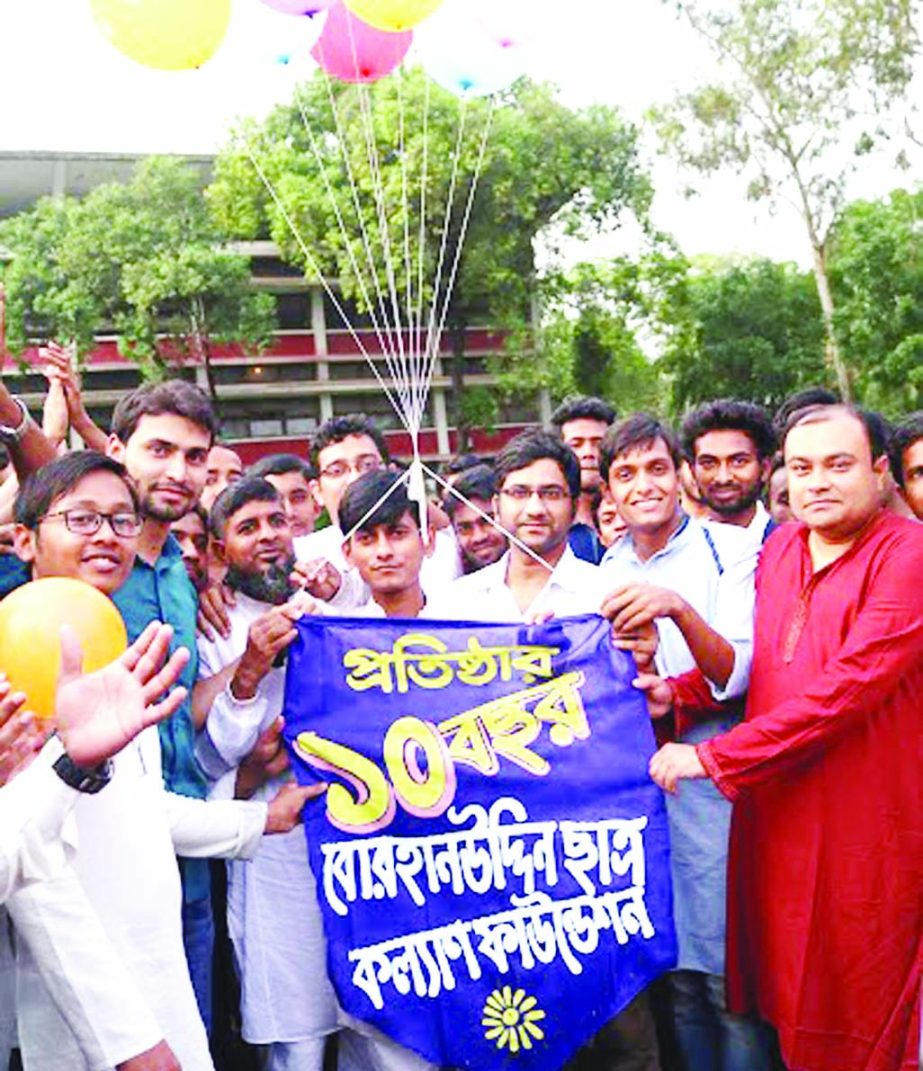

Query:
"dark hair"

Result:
[[550, 396, 616, 430], [600, 413, 681, 483], [769, 452, 787, 478], [441, 453, 483, 478], [209, 476, 281, 540], [888, 411, 923, 487], [681, 399, 777, 461], [310, 415, 389, 469], [111, 380, 218, 444], [493, 431, 581, 499], [339, 470, 418, 537], [180, 503, 209, 530], [248, 453, 316, 482], [444, 464, 496, 519], [15, 451, 138, 529], [773, 386, 839, 433], [0, 444, 10, 470], [783, 403, 889, 461]]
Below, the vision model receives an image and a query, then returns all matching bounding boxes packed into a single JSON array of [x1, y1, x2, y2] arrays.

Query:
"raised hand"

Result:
[[55, 622, 190, 768]]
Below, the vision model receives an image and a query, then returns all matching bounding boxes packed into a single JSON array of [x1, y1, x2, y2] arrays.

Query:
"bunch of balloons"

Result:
[[88, 0, 524, 97]]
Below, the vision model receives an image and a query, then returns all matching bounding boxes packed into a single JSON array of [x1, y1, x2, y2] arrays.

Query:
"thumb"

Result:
[[57, 625, 85, 690], [632, 673, 662, 692]]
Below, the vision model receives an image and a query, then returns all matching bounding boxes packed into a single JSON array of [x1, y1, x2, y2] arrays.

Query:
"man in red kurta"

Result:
[[649, 404, 922, 1071]]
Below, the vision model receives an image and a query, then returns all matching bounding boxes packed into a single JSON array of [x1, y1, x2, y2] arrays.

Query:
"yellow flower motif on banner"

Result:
[[482, 986, 546, 1053]]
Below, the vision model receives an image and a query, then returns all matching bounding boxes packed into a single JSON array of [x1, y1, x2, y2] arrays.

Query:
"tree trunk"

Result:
[[450, 319, 469, 454], [810, 242, 851, 401]]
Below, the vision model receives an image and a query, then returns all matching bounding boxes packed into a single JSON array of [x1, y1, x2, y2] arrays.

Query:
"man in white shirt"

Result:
[[680, 399, 778, 551], [597, 414, 769, 1071], [8, 451, 321, 1071], [198, 471, 439, 1071], [292, 415, 459, 608], [195, 476, 338, 1071], [439, 430, 661, 1071]]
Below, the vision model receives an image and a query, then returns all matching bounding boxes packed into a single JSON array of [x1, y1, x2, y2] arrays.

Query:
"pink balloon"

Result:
[[261, 0, 334, 13], [311, 1, 411, 83]]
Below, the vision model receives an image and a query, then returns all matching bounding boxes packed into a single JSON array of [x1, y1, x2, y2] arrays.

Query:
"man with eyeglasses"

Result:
[[7, 450, 320, 1071]]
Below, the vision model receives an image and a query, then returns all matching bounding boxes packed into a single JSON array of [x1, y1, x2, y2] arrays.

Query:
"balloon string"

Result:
[[338, 464, 413, 547], [355, 83, 412, 427], [414, 75, 431, 426], [421, 462, 554, 573], [242, 137, 411, 434], [293, 85, 403, 387], [316, 66, 406, 397]]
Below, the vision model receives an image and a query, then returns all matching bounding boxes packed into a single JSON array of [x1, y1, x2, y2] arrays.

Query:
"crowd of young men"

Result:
[[0, 359, 920, 1071]]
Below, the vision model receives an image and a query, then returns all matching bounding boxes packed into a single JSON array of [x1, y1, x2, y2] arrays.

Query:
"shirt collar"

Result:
[[603, 512, 691, 567]]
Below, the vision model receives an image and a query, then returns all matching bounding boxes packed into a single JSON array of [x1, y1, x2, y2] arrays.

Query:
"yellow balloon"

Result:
[[89, 0, 232, 71], [343, 0, 443, 33], [0, 578, 128, 722]]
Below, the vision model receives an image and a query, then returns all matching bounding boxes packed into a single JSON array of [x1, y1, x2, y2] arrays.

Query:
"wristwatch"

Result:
[[0, 396, 31, 445], [52, 752, 113, 794]]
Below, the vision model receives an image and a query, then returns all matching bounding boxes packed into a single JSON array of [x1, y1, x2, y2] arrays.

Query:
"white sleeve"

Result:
[[166, 792, 267, 861], [326, 563, 371, 611], [195, 682, 270, 782], [0, 739, 79, 903], [8, 866, 163, 1069], [709, 544, 758, 701]]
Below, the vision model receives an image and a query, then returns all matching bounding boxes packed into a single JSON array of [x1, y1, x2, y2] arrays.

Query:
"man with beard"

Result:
[[106, 380, 220, 1035], [681, 400, 777, 546], [442, 463, 507, 574], [194, 476, 337, 1071], [551, 395, 616, 564]]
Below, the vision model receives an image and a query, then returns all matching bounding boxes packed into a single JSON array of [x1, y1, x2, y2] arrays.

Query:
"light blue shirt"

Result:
[[601, 515, 758, 975]]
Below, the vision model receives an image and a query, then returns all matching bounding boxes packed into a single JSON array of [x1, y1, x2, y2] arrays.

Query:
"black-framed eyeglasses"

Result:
[[41, 509, 143, 538], [500, 485, 571, 503]]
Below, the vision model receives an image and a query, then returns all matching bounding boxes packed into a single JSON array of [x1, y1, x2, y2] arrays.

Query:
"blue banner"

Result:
[[283, 613, 676, 1070]]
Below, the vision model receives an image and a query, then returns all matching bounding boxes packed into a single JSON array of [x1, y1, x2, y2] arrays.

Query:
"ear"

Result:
[[12, 524, 37, 566], [342, 538, 354, 568], [422, 525, 437, 559], [759, 456, 772, 484], [211, 537, 228, 565], [309, 477, 324, 511], [106, 433, 125, 462]]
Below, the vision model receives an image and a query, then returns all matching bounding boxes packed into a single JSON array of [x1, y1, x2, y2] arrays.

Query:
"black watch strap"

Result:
[[52, 753, 113, 794]]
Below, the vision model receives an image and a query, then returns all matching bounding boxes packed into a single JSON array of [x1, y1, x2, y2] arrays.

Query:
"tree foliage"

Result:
[[0, 157, 275, 391], [208, 69, 652, 434], [649, 0, 920, 398], [659, 256, 827, 414], [828, 186, 923, 414]]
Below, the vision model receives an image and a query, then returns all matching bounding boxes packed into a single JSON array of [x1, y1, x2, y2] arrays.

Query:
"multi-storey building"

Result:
[[1, 151, 547, 463]]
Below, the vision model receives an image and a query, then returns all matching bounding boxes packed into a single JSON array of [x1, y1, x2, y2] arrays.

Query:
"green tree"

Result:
[[0, 157, 275, 399], [827, 186, 923, 414], [660, 256, 826, 414], [525, 254, 684, 414], [649, 0, 920, 399], [208, 69, 651, 443]]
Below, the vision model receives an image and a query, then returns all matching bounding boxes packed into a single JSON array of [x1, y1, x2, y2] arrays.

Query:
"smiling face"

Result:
[[215, 496, 295, 605], [692, 428, 768, 521], [785, 411, 886, 542], [343, 511, 427, 597], [451, 498, 508, 573], [14, 470, 139, 595], [109, 413, 212, 523], [605, 437, 680, 538], [494, 458, 575, 559]]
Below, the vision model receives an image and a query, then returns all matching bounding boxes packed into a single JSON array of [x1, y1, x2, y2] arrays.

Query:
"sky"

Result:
[[0, 0, 918, 268]]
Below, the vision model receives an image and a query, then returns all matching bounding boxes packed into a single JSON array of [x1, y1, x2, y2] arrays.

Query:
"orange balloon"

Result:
[[0, 578, 128, 721]]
